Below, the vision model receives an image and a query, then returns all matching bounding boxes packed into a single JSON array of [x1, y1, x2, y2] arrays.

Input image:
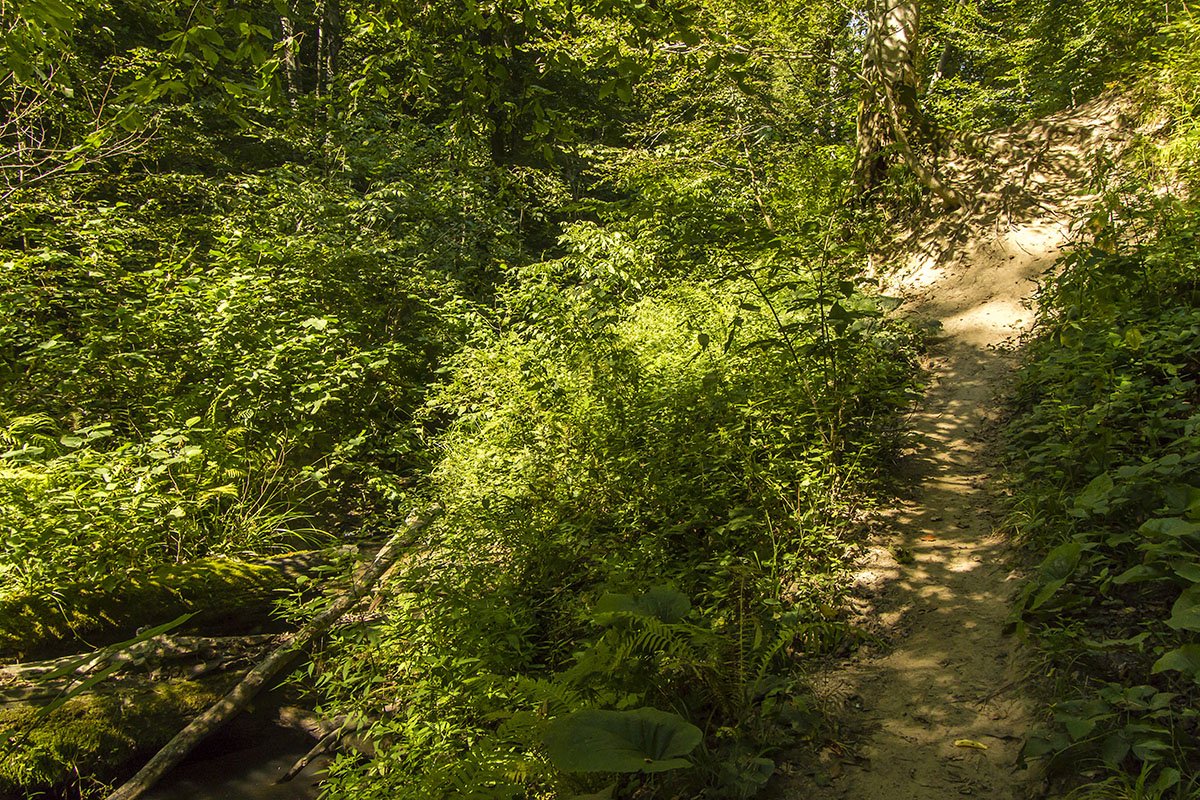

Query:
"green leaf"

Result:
[[1131, 737, 1173, 760], [1062, 714, 1096, 740], [1029, 577, 1067, 611], [745, 757, 775, 784], [1028, 541, 1082, 609], [827, 302, 853, 322], [1039, 541, 1082, 580], [1072, 473, 1113, 515], [1140, 518, 1200, 540], [1099, 731, 1130, 766], [1171, 560, 1200, 584], [1163, 485, 1200, 517], [1151, 768, 1182, 792], [1147, 642, 1200, 676], [1022, 733, 1067, 760], [593, 586, 690, 624], [1165, 586, 1200, 632], [543, 708, 701, 773], [1113, 564, 1165, 585]]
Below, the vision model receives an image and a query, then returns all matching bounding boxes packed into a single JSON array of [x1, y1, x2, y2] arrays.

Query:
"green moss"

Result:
[[0, 678, 225, 798], [0, 557, 292, 659]]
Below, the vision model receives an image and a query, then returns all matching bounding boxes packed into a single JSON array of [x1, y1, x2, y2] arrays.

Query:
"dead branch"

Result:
[[278, 730, 337, 783], [103, 506, 440, 800]]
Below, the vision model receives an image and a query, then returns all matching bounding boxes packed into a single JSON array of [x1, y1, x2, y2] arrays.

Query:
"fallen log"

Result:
[[276, 706, 376, 758], [0, 677, 229, 797], [104, 506, 440, 800], [1, 635, 276, 704], [0, 545, 365, 661]]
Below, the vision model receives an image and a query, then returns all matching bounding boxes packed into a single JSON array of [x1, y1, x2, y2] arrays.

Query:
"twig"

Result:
[[277, 730, 338, 783]]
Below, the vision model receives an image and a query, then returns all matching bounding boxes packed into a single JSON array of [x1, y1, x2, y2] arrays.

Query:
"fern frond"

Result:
[[510, 676, 584, 716]]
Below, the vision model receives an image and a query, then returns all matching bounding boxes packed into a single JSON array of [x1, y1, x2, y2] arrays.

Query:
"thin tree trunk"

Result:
[[881, 77, 964, 207], [103, 507, 440, 800], [927, 0, 969, 92], [929, 41, 951, 90], [315, 0, 326, 98], [280, 11, 301, 102], [324, 0, 340, 86], [314, 0, 340, 99]]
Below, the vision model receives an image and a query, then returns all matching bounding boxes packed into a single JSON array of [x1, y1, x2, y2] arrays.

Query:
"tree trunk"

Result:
[[314, 0, 341, 98], [854, 0, 961, 207], [280, 11, 301, 102]]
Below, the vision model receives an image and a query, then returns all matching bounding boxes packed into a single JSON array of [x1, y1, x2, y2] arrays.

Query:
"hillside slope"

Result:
[[777, 98, 1134, 799]]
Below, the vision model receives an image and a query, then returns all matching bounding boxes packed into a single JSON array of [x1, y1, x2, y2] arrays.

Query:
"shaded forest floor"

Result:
[[774, 98, 1135, 799]]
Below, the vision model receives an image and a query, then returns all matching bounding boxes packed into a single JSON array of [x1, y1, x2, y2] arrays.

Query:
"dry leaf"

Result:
[[953, 739, 989, 750]]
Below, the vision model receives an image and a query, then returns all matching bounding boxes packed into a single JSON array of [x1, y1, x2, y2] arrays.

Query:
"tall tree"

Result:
[[854, 0, 962, 206]]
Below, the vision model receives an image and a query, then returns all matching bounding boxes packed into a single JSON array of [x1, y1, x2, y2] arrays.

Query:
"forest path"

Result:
[[774, 98, 1133, 799]]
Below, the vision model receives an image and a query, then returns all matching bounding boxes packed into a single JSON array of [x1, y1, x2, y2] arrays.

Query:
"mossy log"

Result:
[[0, 631, 283, 798], [0, 546, 358, 660], [0, 544, 362, 798], [0, 634, 276, 704], [105, 507, 438, 800], [0, 677, 230, 799]]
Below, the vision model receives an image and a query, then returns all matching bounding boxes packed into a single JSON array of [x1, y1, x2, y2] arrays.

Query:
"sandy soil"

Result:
[[773, 99, 1133, 799]]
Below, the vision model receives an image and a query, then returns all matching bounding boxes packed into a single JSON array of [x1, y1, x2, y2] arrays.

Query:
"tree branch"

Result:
[[103, 506, 441, 800]]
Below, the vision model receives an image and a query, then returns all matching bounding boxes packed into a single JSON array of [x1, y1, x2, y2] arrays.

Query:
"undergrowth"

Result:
[[1004, 187, 1200, 796], [305, 153, 923, 797]]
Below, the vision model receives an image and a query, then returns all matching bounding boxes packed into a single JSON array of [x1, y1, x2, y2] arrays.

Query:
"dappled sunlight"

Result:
[[772, 97, 1136, 800]]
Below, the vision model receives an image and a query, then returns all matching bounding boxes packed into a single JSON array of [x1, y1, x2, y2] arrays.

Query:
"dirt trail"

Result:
[[776, 100, 1133, 799]]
